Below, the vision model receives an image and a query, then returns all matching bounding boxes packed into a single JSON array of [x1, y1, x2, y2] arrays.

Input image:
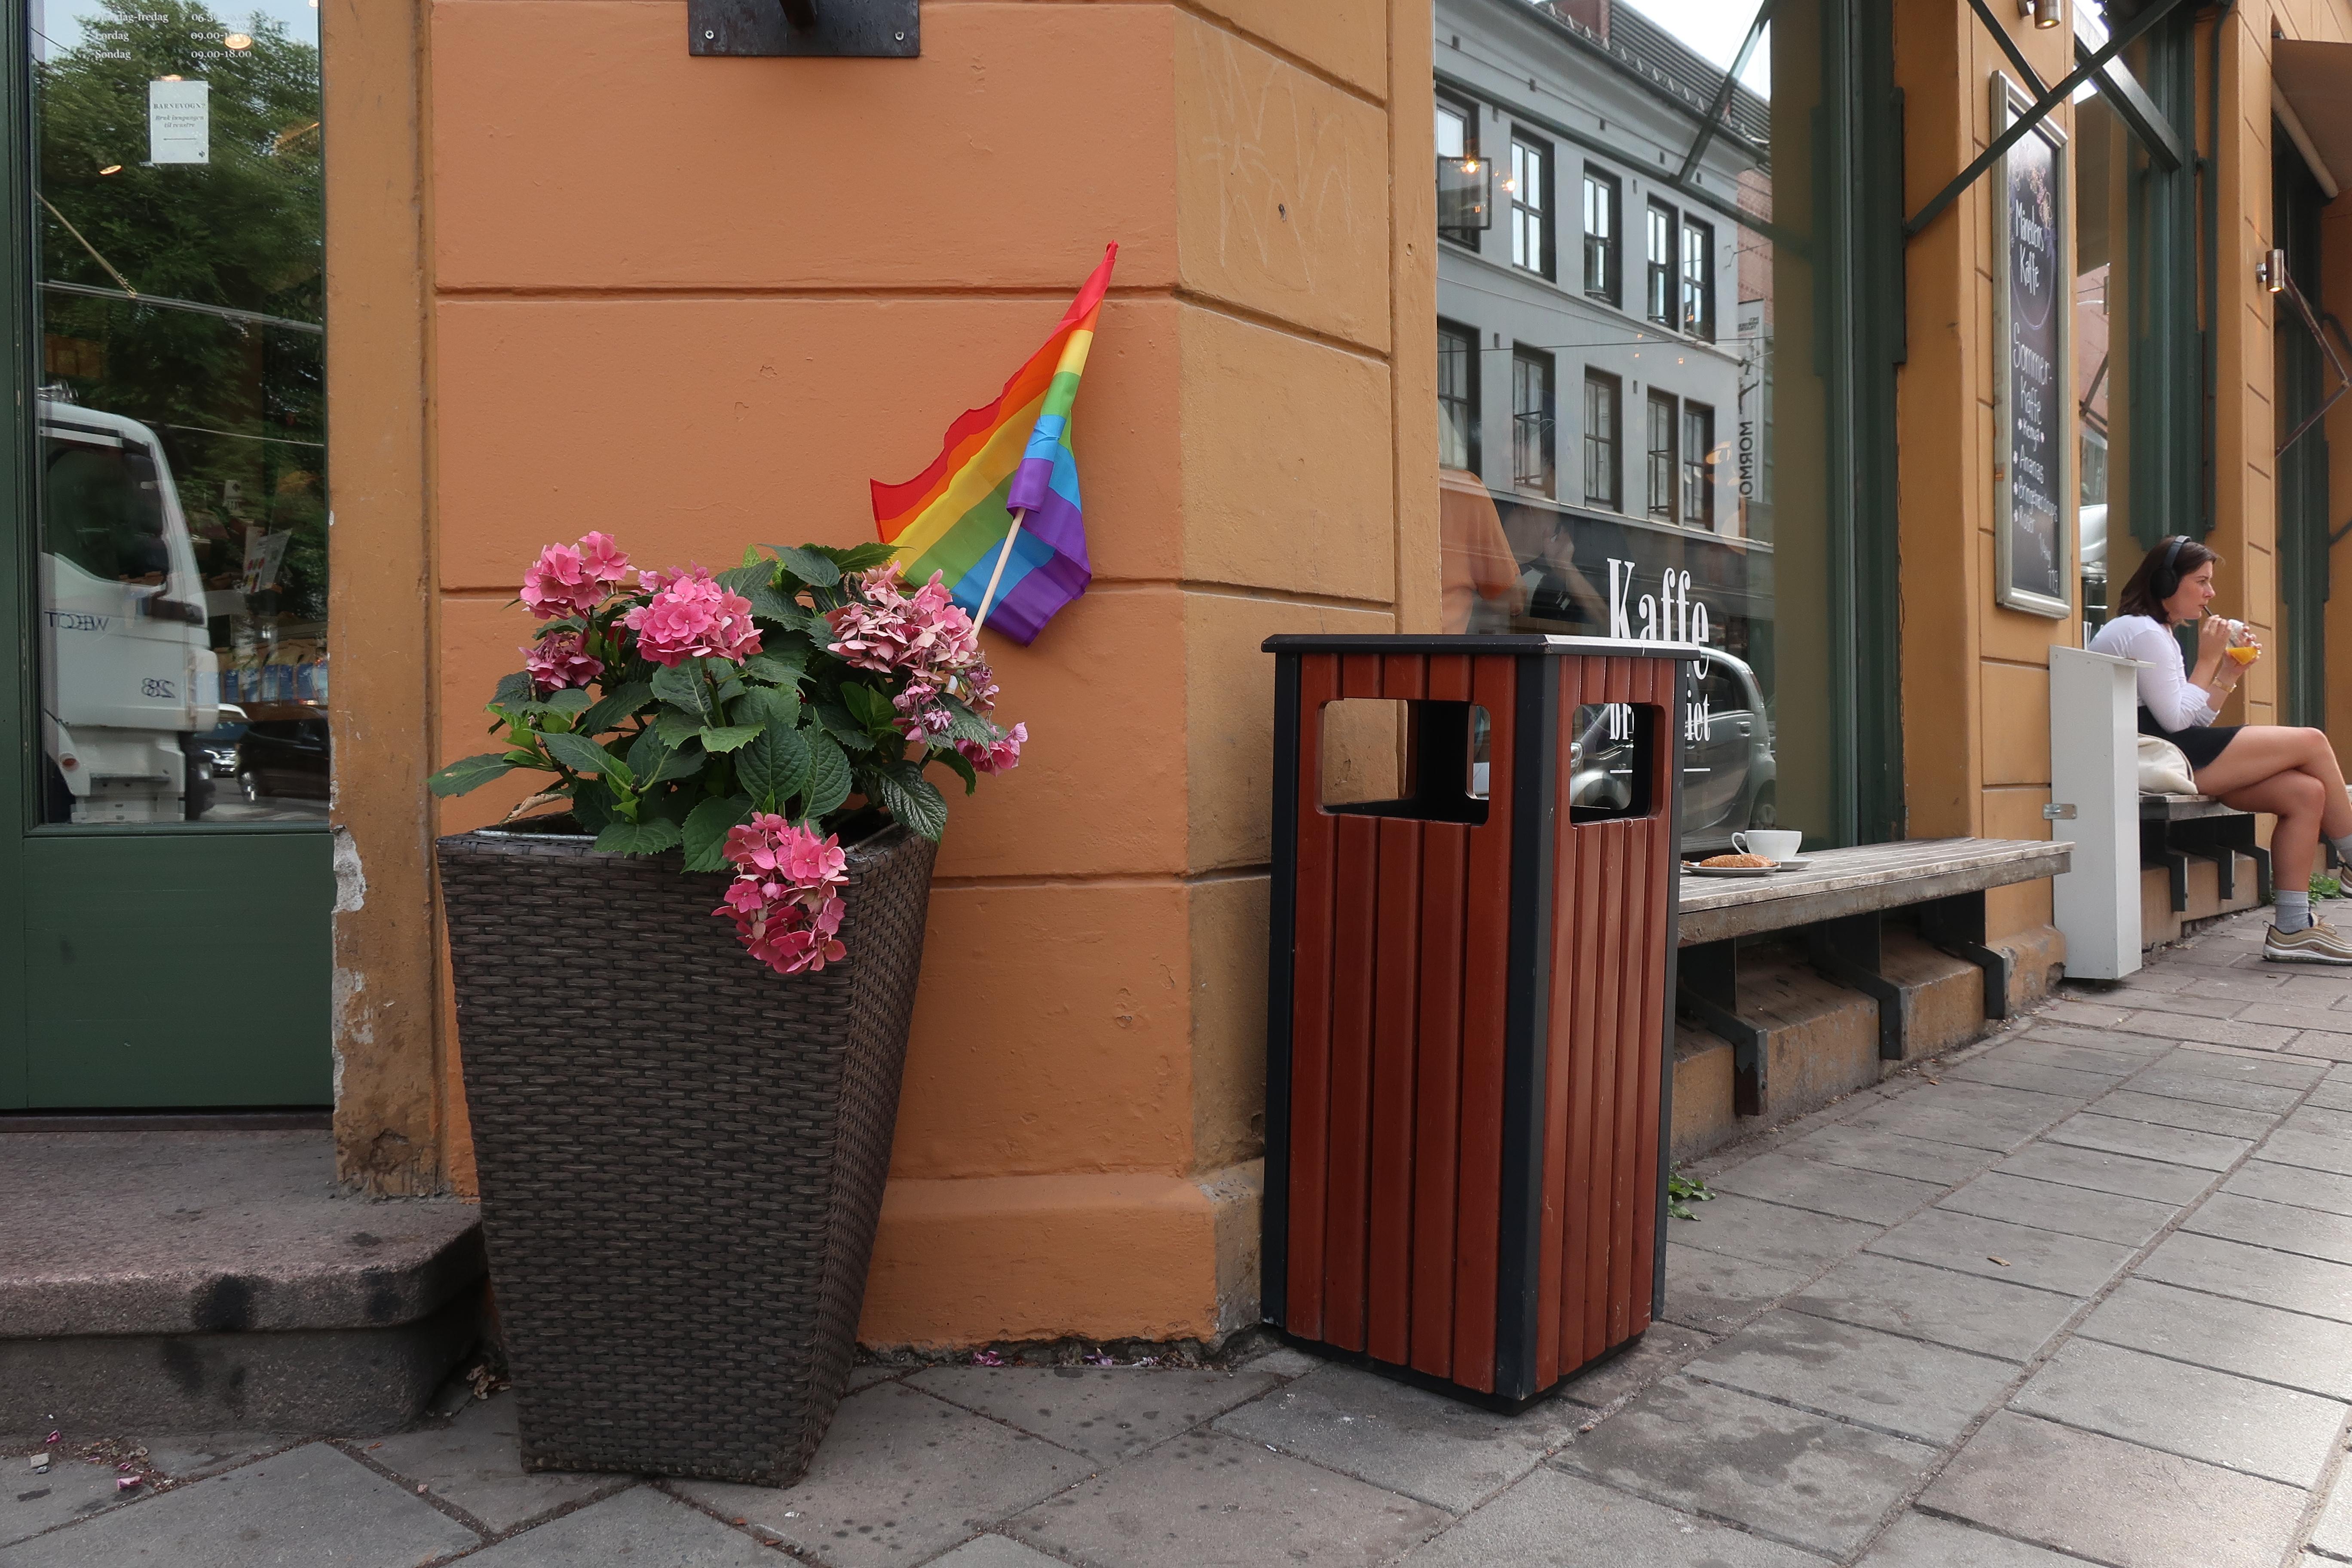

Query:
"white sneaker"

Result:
[[2265, 920, 2352, 964]]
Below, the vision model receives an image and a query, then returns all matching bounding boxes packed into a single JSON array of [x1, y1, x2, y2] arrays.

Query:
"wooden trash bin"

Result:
[[1261, 634, 1699, 1409]]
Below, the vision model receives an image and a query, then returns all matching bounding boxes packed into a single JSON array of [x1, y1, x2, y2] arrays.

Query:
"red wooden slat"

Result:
[[1581, 815, 1628, 1366], [1409, 656, 1474, 1378], [1452, 654, 1516, 1392], [1626, 673, 1675, 1336], [1285, 654, 1341, 1338], [1534, 665, 1581, 1389], [1321, 654, 1385, 1351], [1366, 657, 1428, 1365], [1558, 662, 1602, 1377], [1608, 812, 1654, 1345]]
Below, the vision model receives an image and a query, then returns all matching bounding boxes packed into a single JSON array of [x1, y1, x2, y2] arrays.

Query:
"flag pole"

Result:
[[973, 508, 1028, 634]]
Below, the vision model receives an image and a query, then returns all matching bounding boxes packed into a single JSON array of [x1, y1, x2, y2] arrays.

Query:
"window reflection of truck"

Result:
[[39, 402, 219, 822], [1571, 646, 1776, 850]]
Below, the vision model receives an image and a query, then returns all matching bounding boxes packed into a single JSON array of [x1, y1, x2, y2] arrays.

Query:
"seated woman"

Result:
[[2091, 536, 2352, 963]]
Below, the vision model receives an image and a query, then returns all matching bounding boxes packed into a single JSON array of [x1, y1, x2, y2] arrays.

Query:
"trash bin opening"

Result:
[[1570, 701, 1657, 822], [1317, 698, 1491, 825]]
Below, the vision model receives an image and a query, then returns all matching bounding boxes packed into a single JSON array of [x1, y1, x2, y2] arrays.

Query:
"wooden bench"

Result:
[[2142, 793, 2272, 915], [1674, 836, 2071, 1118]]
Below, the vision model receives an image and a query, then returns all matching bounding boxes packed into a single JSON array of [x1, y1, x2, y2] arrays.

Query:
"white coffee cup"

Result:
[[1733, 830, 1803, 862]]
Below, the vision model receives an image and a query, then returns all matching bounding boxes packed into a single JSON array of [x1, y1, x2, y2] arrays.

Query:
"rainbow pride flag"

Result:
[[871, 244, 1116, 644]]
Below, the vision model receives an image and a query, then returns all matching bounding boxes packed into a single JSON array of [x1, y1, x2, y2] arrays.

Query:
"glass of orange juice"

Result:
[[2225, 619, 2260, 666]]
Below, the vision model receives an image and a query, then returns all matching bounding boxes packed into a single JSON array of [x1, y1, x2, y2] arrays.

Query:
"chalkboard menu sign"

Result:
[[1993, 74, 2071, 618]]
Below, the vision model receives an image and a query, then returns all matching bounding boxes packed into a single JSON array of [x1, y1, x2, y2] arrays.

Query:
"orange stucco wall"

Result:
[[402, 0, 1436, 1345]]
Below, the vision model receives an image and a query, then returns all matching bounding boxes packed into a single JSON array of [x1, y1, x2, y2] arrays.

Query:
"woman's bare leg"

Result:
[[2211, 769, 2326, 894], [2191, 727, 2352, 842]]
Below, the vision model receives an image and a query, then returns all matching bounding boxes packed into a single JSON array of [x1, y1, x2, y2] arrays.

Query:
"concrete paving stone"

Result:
[[2236, 1000, 2352, 1034], [1933, 1172, 2180, 1248], [1396, 1466, 1822, 1567], [2090, 988, 2256, 1019], [2009, 1338, 2347, 1487], [1, 1456, 126, 1550], [1660, 1244, 1808, 1335], [139, 1434, 289, 1482], [1945, 1058, 2117, 1100], [2040, 998, 2135, 1028], [1778, 1123, 2001, 1186], [2040, 1111, 2251, 1171], [1865, 1207, 2132, 1297], [846, 1364, 906, 1393], [1557, 1321, 1713, 1409], [2139, 1231, 2352, 1323], [1859, 1510, 2090, 1566], [1984, 1037, 2161, 1076], [1680, 1308, 2015, 1445], [673, 1384, 1087, 1568], [1212, 1363, 1576, 1513], [2282, 1031, 2352, 1064], [1788, 1251, 2079, 1362], [456, 1486, 768, 1566], [2226, 1158, 2352, 1216], [1992, 1140, 2217, 1204], [2257, 1128, 2352, 1179], [2116, 1065, 2305, 1112], [1239, 1347, 1323, 1379], [1656, 1193, 1882, 1275], [928, 1535, 1070, 1568], [2077, 1277, 2352, 1400], [2156, 1044, 2329, 1089], [0, 1441, 478, 1568], [2303, 1078, 2352, 1113], [2284, 1102, 2352, 1139], [2186, 1192, 2352, 1268], [357, 1389, 621, 1533], [2011, 1021, 2174, 1055], [1004, 1431, 1446, 1568], [1556, 1375, 1937, 1558], [1920, 1409, 2306, 1568], [2115, 1011, 2300, 1051], [911, 1366, 1280, 1465], [1844, 1085, 2074, 1155], [2308, 1461, 2352, 1558], [2089, 1087, 2281, 1139], [1707, 1152, 1946, 1227]]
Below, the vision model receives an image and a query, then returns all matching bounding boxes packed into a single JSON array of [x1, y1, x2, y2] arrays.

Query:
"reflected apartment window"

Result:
[[1438, 320, 1480, 473], [1583, 370, 1621, 509], [1647, 390, 1678, 521], [1680, 216, 1715, 340], [1436, 97, 1481, 248], [1582, 166, 1620, 304], [1681, 401, 1715, 527], [1513, 348, 1556, 496], [1510, 134, 1551, 279], [1645, 200, 1676, 327]]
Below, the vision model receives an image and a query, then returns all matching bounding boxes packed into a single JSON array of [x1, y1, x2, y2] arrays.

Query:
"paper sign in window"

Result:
[[148, 79, 209, 164]]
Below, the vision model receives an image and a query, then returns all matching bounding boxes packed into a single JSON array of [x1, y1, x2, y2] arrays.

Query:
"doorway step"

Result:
[[0, 1127, 484, 1435]]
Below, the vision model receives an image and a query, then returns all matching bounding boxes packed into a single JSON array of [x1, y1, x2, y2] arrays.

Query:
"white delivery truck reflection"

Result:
[[39, 401, 220, 822]]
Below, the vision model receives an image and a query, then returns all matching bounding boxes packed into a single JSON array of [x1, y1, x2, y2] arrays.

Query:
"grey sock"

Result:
[[2278, 890, 2313, 934]]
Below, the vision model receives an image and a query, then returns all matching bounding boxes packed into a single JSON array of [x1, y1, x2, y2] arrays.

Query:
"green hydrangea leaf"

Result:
[[764, 544, 842, 588], [826, 541, 901, 575], [933, 744, 980, 796], [738, 721, 812, 813], [540, 689, 593, 715], [732, 685, 801, 731], [577, 680, 652, 736], [651, 661, 718, 724], [594, 818, 683, 856], [739, 652, 807, 688], [655, 709, 704, 748], [492, 671, 536, 707], [697, 724, 763, 754], [545, 731, 634, 786], [683, 794, 755, 872], [936, 695, 1001, 746], [839, 682, 898, 735], [803, 733, 853, 818], [871, 763, 949, 842], [428, 753, 518, 797]]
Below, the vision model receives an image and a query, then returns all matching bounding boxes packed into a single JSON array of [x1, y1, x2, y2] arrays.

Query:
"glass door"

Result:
[[3, 0, 330, 1108]]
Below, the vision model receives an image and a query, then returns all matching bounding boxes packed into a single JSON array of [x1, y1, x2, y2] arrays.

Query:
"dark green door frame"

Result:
[[2275, 133, 2330, 731]]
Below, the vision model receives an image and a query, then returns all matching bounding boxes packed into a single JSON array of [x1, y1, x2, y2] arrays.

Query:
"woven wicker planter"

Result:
[[436, 819, 935, 1487]]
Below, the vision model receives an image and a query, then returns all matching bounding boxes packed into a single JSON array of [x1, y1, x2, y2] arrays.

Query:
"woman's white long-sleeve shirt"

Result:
[[2088, 613, 2219, 731]]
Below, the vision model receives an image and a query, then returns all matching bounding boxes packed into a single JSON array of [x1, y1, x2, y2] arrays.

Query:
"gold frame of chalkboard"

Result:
[[1991, 71, 2073, 620]]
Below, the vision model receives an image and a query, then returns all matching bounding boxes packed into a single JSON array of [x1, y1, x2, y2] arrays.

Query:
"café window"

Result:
[[1582, 166, 1620, 304], [1646, 391, 1678, 521], [1681, 402, 1715, 528], [1645, 200, 1676, 326], [1681, 216, 1715, 340], [1510, 134, 1551, 278], [1438, 320, 1480, 474], [1583, 370, 1621, 509], [1512, 348, 1556, 496]]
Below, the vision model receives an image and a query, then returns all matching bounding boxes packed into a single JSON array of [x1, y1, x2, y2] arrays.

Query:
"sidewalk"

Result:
[[12, 906, 2352, 1566]]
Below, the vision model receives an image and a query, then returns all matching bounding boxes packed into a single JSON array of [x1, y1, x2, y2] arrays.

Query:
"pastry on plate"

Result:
[[1696, 852, 1774, 869]]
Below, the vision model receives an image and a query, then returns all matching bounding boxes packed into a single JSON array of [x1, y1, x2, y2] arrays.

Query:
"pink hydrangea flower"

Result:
[[712, 815, 851, 975], [825, 567, 982, 680], [522, 629, 603, 692], [521, 533, 632, 620], [622, 564, 763, 668], [957, 720, 1027, 775]]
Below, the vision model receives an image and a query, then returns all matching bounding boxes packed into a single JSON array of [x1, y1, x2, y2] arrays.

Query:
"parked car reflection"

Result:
[[233, 707, 330, 803], [1570, 646, 1775, 852]]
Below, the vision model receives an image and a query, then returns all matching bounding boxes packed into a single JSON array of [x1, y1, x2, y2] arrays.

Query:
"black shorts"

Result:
[[2139, 707, 2241, 771]]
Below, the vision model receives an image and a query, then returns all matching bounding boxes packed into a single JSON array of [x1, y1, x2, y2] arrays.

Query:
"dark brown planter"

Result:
[[436, 819, 934, 1486]]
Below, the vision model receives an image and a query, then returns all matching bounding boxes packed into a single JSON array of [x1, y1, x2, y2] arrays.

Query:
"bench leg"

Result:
[[1678, 940, 1766, 1118], [1807, 913, 1908, 1063], [2250, 843, 2273, 903], [1917, 890, 2012, 1022], [2181, 845, 2237, 901], [2163, 850, 2191, 913]]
